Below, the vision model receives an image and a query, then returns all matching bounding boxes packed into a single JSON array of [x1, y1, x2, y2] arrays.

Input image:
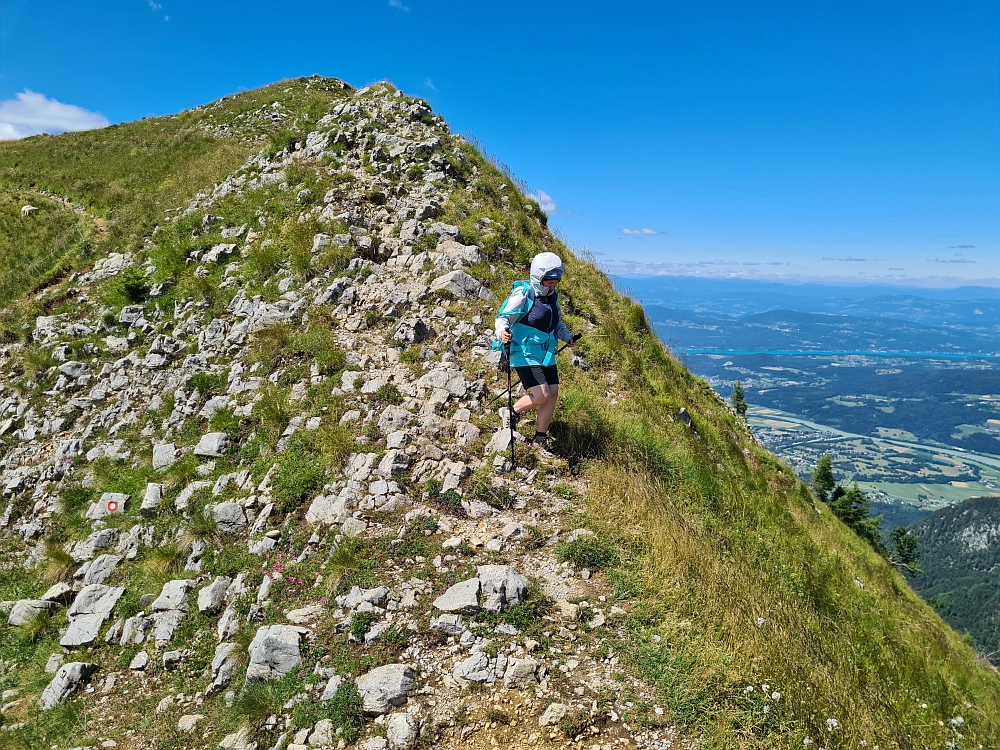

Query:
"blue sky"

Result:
[[1, 0, 997, 286]]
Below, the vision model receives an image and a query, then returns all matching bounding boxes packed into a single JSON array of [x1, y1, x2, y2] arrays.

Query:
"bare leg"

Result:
[[536, 384, 559, 432], [513, 384, 551, 418]]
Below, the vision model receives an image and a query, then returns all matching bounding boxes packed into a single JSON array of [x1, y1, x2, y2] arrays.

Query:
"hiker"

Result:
[[495, 251, 576, 452]]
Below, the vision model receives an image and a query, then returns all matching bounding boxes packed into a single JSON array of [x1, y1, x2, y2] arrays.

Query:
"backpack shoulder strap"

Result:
[[497, 281, 534, 317]]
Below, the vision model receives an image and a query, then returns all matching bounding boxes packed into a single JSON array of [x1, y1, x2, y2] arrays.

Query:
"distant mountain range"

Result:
[[643, 305, 1000, 354], [620, 275, 1000, 331], [909, 496, 1000, 664]]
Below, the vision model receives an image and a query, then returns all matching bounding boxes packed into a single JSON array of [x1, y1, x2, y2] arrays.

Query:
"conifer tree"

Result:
[[731, 380, 747, 416], [811, 454, 836, 503]]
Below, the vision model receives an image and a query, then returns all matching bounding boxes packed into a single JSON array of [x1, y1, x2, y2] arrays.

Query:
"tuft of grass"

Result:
[[484, 708, 511, 726], [184, 505, 223, 546], [559, 709, 592, 738], [556, 535, 618, 571], [187, 370, 228, 396], [254, 385, 293, 447], [325, 682, 366, 742], [41, 542, 76, 585], [349, 611, 378, 642], [271, 425, 353, 513], [325, 538, 362, 598], [142, 543, 187, 580], [15, 609, 55, 645], [372, 383, 403, 405], [232, 678, 290, 730]]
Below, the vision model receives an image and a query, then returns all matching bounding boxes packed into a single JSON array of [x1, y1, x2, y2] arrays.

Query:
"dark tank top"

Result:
[[524, 291, 558, 334]]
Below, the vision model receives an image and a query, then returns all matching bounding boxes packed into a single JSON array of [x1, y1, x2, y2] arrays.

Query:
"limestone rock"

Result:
[[40, 582, 74, 603], [7, 599, 58, 626], [539, 702, 569, 726], [152, 579, 194, 612], [476, 565, 528, 613], [80, 553, 123, 585], [432, 578, 480, 614], [319, 674, 344, 701], [198, 576, 233, 614], [308, 718, 333, 746], [40, 662, 97, 709], [452, 651, 491, 682], [62, 584, 124, 647], [140, 483, 165, 516], [429, 613, 465, 635], [212, 502, 247, 533], [246, 625, 302, 680], [218, 727, 257, 750], [85, 492, 129, 520], [129, 651, 149, 670], [387, 712, 419, 750], [178, 714, 206, 733], [152, 443, 177, 471], [430, 270, 493, 300], [502, 656, 540, 688], [194, 432, 230, 457], [355, 664, 415, 714], [209, 642, 239, 693]]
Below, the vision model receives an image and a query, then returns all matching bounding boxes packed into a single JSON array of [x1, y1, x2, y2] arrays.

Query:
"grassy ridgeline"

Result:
[[543, 255, 1000, 746], [0, 77, 349, 315]]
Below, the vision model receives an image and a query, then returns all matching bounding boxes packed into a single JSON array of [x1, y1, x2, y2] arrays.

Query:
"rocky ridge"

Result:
[[0, 80, 692, 750]]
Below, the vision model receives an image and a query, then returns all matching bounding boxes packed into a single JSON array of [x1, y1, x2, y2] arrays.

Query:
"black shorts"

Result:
[[515, 364, 559, 389]]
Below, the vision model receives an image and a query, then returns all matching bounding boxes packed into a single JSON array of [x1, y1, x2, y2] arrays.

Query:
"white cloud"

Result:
[[424, 78, 437, 91], [0, 90, 110, 140], [147, 0, 162, 8], [620, 228, 666, 237], [529, 190, 557, 214], [389, 0, 410, 10]]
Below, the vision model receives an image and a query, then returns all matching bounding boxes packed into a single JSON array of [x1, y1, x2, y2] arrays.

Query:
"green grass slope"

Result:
[[0, 77, 996, 750], [0, 76, 349, 315]]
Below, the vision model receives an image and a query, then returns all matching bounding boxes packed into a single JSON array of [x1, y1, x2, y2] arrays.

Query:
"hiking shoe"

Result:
[[532, 431, 556, 458], [499, 407, 519, 430]]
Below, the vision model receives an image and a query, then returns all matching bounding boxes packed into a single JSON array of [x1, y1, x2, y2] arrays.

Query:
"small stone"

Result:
[[503, 657, 540, 688], [341, 517, 367, 538], [476, 565, 528, 613], [539, 702, 569, 726], [355, 664, 415, 714], [432, 578, 479, 614], [308, 718, 333, 746], [194, 432, 230, 458], [452, 652, 491, 682], [140, 482, 165, 516], [429, 613, 465, 635], [152, 443, 177, 471], [198, 576, 233, 615], [178, 714, 206, 733], [58, 360, 87, 379], [387, 711, 419, 750], [162, 649, 185, 670], [129, 651, 149, 671], [7, 599, 58, 626]]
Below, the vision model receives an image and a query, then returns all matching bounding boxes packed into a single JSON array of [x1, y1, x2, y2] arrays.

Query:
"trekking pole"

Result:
[[556, 333, 583, 355], [489, 335, 582, 408], [505, 343, 516, 471], [486, 386, 512, 409]]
